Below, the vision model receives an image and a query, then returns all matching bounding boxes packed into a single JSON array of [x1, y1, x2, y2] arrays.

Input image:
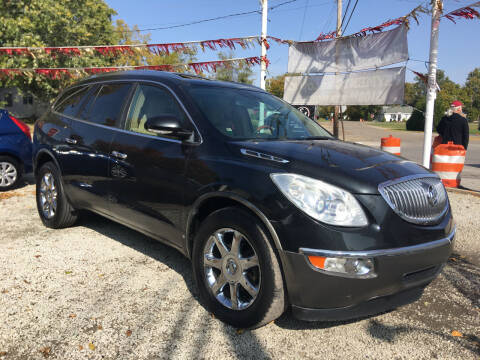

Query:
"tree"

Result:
[[0, 0, 119, 102], [212, 51, 254, 84], [465, 68, 480, 122], [345, 105, 380, 121], [316, 106, 335, 120], [266, 74, 285, 98], [114, 19, 196, 68], [404, 69, 470, 130]]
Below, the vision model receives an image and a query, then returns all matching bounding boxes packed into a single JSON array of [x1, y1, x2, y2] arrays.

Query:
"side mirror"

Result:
[[144, 115, 194, 140]]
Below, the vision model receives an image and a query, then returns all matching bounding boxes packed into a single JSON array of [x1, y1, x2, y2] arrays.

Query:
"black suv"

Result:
[[33, 71, 454, 328]]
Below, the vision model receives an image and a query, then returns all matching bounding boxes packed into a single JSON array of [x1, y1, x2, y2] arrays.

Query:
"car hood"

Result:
[[230, 139, 432, 194]]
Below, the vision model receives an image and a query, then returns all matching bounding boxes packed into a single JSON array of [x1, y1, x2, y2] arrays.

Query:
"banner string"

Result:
[[0, 56, 268, 79]]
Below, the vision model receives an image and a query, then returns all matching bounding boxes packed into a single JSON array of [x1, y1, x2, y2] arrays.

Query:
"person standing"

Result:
[[436, 100, 470, 150]]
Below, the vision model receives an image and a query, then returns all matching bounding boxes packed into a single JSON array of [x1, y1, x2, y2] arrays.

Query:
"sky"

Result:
[[104, 0, 480, 86]]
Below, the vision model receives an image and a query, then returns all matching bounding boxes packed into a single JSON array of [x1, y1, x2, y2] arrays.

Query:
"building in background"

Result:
[[0, 87, 48, 119], [376, 105, 414, 122]]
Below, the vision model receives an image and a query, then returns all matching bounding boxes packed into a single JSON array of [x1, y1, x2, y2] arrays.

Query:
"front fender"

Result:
[[186, 191, 283, 258]]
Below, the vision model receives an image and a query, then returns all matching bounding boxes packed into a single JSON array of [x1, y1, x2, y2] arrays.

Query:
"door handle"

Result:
[[111, 151, 128, 160], [65, 137, 77, 145]]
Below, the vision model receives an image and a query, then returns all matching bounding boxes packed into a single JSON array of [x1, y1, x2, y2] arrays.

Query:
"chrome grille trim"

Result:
[[378, 174, 448, 225]]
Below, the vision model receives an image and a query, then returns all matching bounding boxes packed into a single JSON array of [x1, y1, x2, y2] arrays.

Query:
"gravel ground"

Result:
[[0, 185, 479, 360]]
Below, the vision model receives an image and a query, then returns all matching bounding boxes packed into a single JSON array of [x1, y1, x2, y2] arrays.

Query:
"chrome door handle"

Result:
[[65, 137, 77, 145], [111, 151, 127, 160]]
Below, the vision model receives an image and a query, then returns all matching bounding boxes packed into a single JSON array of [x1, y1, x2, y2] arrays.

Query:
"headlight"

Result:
[[270, 173, 368, 227]]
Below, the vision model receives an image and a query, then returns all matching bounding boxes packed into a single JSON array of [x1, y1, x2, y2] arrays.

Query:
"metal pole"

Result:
[[333, 0, 342, 138], [260, 0, 268, 90], [336, 0, 342, 37], [422, 0, 442, 168]]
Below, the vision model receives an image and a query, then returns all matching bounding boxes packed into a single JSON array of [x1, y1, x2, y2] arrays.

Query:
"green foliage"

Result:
[[212, 51, 253, 84], [406, 109, 425, 131], [405, 69, 477, 129], [345, 105, 380, 121], [114, 20, 196, 68], [465, 68, 480, 122], [0, 0, 119, 102], [316, 106, 335, 120], [266, 74, 285, 98]]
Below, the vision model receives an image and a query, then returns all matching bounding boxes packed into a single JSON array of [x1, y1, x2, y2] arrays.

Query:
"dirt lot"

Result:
[[0, 185, 479, 360]]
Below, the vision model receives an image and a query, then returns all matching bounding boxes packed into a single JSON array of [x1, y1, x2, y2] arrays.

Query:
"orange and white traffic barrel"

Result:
[[381, 135, 401, 155], [431, 141, 466, 188]]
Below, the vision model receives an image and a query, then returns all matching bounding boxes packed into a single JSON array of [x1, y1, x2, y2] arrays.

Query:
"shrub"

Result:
[[406, 110, 425, 131]]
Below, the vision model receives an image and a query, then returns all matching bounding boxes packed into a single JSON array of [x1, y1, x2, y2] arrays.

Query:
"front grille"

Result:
[[378, 175, 448, 225]]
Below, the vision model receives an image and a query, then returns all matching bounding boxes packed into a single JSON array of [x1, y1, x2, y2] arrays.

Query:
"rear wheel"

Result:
[[0, 156, 22, 191], [36, 162, 78, 228], [192, 207, 286, 328]]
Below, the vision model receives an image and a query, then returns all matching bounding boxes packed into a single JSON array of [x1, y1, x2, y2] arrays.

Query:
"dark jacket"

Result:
[[436, 113, 469, 150]]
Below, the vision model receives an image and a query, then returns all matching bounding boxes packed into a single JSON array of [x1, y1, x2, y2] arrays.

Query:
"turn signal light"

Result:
[[307, 255, 376, 278]]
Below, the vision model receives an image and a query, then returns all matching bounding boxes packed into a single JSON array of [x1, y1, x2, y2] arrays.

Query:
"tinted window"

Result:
[[77, 85, 99, 120], [187, 86, 332, 140], [125, 84, 188, 136], [82, 83, 131, 127], [54, 86, 90, 117]]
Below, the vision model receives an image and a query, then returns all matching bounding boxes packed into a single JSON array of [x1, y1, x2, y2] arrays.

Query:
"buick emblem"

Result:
[[426, 184, 438, 207]]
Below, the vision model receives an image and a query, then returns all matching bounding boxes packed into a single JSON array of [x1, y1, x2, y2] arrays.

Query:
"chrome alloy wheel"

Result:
[[0, 162, 17, 188], [203, 228, 261, 311], [39, 172, 57, 219]]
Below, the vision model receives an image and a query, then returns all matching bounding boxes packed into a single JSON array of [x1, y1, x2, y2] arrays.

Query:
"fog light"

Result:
[[307, 256, 376, 278]]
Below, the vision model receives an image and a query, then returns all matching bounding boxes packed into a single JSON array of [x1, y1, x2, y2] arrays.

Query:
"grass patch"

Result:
[[369, 121, 407, 130], [469, 123, 479, 135]]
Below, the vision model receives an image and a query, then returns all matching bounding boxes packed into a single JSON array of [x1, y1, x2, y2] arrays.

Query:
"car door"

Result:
[[63, 82, 133, 215], [45, 85, 92, 175], [108, 82, 197, 250]]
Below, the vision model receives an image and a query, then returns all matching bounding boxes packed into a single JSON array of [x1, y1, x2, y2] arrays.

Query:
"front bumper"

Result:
[[281, 228, 454, 321]]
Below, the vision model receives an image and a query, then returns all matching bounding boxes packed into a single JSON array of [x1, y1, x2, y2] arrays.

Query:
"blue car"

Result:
[[0, 109, 32, 191]]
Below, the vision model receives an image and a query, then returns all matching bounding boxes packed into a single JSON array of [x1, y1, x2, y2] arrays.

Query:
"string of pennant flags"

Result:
[[0, 36, 267, 58], [443, 1, 480, 23], [0, 56, 268, 79], [315, 4, 428, 41], [0, 2, 478, 79]]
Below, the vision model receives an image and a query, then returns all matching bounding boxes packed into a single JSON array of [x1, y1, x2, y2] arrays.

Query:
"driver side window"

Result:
[[125, 84, 188, 136]]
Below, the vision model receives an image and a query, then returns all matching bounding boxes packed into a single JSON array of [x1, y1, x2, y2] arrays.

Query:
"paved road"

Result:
[[321, 121, 480, 191]]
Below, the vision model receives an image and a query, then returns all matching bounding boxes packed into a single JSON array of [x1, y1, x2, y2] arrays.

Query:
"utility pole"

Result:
[[260, 0, 268, 90], [422, 0, 442, 168], [333, 0, 342, 138]]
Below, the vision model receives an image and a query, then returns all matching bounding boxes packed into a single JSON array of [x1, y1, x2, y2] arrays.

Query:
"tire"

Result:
[[0, 155, 22, 191], [192, 207, 286, 328], [36, 161, 78, 228]]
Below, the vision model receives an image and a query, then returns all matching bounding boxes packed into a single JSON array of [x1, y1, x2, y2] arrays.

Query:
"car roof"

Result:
[[74, 70, 265, 92]]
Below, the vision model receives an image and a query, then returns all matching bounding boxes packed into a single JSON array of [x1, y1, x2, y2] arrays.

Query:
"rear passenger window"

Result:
[[81, 83, 131, 127], [54, 86, 90, 117]]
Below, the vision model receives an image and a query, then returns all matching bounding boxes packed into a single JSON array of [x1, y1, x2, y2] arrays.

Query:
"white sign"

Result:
[[288, 25, 408, 74], [283, 67, 406, 106]]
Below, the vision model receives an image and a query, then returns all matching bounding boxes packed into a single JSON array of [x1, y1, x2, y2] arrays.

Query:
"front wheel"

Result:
[[36, 162, 78, 228], [192, 207, 286, 328]]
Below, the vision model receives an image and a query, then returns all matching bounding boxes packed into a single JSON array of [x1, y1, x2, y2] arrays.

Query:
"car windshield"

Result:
[[187, 85, 333, 140]]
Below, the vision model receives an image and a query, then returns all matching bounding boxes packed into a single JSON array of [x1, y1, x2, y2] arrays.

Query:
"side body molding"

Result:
[[186, 192, 283, 258]]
